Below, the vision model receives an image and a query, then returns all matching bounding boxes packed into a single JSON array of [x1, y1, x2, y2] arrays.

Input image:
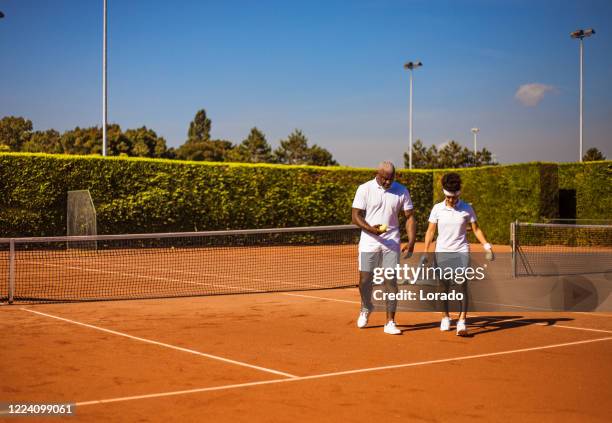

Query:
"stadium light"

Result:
[[570, 28, 595, 162], [471, 127, 480, 155], [404, 61, 422, 169], [102, 0, 108, 157]]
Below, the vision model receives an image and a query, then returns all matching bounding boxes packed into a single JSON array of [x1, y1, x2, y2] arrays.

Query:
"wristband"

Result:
[[483, 243, 492, 251]]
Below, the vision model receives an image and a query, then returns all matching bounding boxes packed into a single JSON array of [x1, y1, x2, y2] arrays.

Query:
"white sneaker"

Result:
[[440, 317, 451, 331], [456, 319, 468, 336], [384, 321, 401, 335], [357, 311, 370, 328]]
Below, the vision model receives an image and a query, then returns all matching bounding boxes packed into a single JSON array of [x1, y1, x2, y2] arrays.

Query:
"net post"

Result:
[[511, 221, 517, 279], [8, 239, 15, 304]]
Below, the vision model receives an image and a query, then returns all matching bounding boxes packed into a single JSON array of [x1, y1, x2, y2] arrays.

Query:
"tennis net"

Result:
[[512, 222, 612, 277], [0, 225, 361, 304]]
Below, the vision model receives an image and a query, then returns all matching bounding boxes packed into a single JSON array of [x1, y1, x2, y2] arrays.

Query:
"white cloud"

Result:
[[515, 83, 556, 107]]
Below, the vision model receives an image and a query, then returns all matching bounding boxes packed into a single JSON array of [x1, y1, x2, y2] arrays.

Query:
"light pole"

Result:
[[570, 28, 595, 162], [404, 61, 422, 169], [471, 127, 480, 154], [102, 0, 108, 156]]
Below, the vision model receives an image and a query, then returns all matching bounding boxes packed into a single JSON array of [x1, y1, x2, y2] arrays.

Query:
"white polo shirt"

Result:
[[352, 178, 413, 252], [428, 199, 477, 252]]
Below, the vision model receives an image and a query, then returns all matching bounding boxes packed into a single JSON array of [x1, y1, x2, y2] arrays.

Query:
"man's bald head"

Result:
[[378, 161, 395, 174], [375, 161, 395, 190]]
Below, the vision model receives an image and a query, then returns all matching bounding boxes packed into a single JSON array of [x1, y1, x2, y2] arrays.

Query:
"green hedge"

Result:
[[0, 153, 433, 238], [2, 153, 609, 244], [432, 163, 559, 244], [559, 161, 612, 221]]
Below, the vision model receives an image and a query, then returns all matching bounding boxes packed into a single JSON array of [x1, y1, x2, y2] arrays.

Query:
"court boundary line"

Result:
[[20, 308, 297, 379], [282, 292, 361, 304], [573, 312, 612, 318], [69, 336, 612, 408], [474, 316, 612, 334]]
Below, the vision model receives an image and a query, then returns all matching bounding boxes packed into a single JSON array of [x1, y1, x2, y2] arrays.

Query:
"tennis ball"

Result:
[[379, 224, 388, 232]]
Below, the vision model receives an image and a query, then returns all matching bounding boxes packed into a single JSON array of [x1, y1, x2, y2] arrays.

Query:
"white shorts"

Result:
[[358, 249, 400, 273]]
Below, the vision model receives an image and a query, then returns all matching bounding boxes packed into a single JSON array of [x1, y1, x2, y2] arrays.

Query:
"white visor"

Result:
[[443, 189, 461, 197]]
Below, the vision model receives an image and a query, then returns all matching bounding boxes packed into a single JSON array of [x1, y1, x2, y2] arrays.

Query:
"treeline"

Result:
[[405, 140, 497, 168], [0, 109, 337, 166], [3, 107, 538, 169]]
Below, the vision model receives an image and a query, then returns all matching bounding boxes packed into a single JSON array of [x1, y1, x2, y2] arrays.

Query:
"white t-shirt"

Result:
[[352, 178, 413, 252], [428, 199, 477, 252]]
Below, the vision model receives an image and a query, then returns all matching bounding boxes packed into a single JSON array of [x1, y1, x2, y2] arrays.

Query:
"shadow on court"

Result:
[[462, 316, 575, 337], [361, 315, 575, 336]]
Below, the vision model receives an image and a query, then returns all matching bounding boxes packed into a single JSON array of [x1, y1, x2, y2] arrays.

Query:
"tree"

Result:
[[21, 129, 62, 154], [227, 127, 273, 163], [187, 109, 211, 143], [124, 126, 170, 158], [438, 141, 468, 168], [177, 139, 233, 161], [107, 124, 133, 156], [60, 126, 103, 155], [177, 109, 232, 161], [404, 139, 439, 168], [583, 147, 606, 162], [404, 140, 498, 169], [0, 116, 33, 151], [274, 130, 310, 164], [308, 144, 338, 166], [474, 148, 496, 166], [274, 129, 337, 165], [0, 116, 173, 159]]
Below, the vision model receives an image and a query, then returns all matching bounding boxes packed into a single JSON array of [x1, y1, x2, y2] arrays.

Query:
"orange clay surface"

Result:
[[1, 285, 611, 422]]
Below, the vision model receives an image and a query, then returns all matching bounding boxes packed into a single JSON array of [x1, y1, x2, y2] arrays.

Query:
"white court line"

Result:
[[573, 312, 612, 318], [469, 314, 612, 334], [70, 336, 612, 408], [20, 308, 297, 379], [548, 324, 612, 334], [282, 292, 361, 304]]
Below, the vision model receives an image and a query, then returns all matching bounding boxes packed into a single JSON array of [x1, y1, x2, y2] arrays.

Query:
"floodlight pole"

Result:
[[102, 0, 108, 157], [579, 38, 583, 162], [409, 71, 413, 169], [570, 28, 595, 162], [404, 61, 422, 169], [471, 127, 480, 154]]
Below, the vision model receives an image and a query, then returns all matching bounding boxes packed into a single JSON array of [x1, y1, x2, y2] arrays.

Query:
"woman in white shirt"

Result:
[[421, 172, 494, 336]]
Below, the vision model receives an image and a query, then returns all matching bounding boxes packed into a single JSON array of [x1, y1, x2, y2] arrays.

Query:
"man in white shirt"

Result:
[[351, 161, 416, 334]]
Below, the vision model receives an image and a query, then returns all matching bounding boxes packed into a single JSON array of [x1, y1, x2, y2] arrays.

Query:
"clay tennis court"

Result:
[[2, 286, 612, 421], [2, 235, 612, 421]]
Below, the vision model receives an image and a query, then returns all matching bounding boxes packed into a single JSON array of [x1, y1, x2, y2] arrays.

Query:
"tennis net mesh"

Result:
[[513, 222, 612, 277], [0, 225, 361, 304]]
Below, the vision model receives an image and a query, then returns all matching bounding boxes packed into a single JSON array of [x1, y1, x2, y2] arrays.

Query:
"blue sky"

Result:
[[1, 0, 610, 167]]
